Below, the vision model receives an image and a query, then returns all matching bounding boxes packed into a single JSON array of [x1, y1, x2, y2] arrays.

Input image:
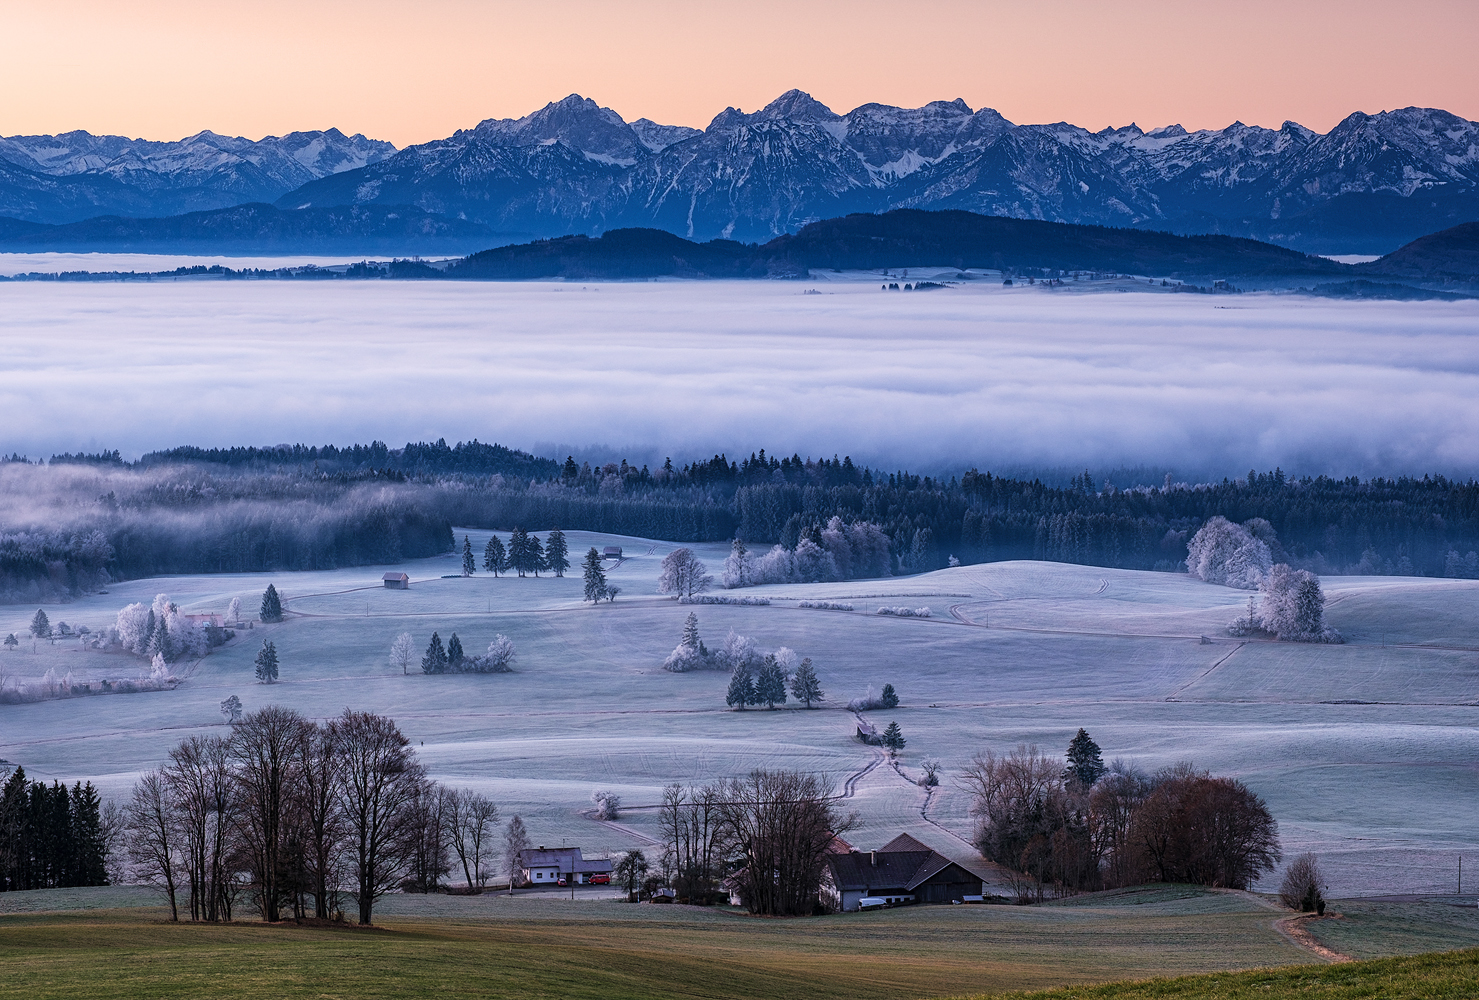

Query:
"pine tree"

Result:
[[881, 683, 899, 709], [508, 527, 530, 577], [1063, 728, 1106, 786], [681, 612, 701, 649], [726, 664, 755, 710], [29, 609, 51, 641], [422, 632, 448, 674], [4, 633, 17, 650], [881, 721, 905, 754], [528, 534, 545, 577], [582, 547, 607, 604], [562, 456, 578, 482], [545, 529, 569, 577], [790, 657, 823, 708], [259, 584, 283, 623], [69, 782, 107, 886], [254, 640, 279, 683], [461, 536, 476, 576], [447, 633, 465, 669], [484, 535, 507, 576], [755, 654, 787, 709]]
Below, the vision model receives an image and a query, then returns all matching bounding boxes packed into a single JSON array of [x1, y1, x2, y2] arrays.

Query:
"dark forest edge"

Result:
[[4, 438, 1479, 603]]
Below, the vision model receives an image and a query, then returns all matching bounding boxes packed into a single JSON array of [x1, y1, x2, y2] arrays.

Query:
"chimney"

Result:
[[871, 850, 877, 867]]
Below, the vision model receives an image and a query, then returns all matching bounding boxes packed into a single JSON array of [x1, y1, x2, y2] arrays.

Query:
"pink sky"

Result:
[[5, 0, 1477, 145]]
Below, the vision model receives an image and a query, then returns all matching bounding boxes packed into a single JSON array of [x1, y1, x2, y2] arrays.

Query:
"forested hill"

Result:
[[6, 442, 1479, 603], [449, 210, 1349, 281], [1358, 220, 1479, 280]]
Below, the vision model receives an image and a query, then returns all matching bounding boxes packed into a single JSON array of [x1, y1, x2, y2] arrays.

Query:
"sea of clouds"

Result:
[[2, 278, 1477, 478]]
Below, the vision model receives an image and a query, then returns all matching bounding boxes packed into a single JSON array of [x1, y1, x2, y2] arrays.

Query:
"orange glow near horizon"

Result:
[[2, 0, 1476, 146]]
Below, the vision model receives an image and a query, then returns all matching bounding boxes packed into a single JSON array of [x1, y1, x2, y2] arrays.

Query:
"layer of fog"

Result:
[[0, 253, 398, 276], [3, 279, 1478, 478]]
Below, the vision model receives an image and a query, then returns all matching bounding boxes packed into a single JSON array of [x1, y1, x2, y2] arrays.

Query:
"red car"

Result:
[[589, 874, 610, 885]]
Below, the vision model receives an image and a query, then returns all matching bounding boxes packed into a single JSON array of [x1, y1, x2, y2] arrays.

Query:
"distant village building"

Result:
[[821, 834, 989, 912], [183, 613, 221, 626], [382, 572, 410, 590], [517, 846, 613, 886], [856, 720, 881, 745], [602, 546, 622, 561]]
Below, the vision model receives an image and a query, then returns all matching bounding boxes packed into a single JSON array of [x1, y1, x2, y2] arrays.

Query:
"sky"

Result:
[[3, 0, 1476, 146], [4, 279, 1478, 479]]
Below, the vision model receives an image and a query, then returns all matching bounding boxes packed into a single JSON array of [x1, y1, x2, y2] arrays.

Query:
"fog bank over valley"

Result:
[[3, 280, 1476, 479]]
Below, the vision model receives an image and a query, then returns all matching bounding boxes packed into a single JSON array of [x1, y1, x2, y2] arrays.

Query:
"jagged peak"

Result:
[[756, 89, 839, 122], [1147, 124, 1187, 138]]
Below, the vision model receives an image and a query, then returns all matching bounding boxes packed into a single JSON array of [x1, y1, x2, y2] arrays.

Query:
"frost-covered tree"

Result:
[[469, 635, 516, 673], [259, 584, 284, 623], [681, 612, 701, 650], [1063, 729, 1106, 786], [389, 632, 416, 675], [254, 640, 279, 683], [755, 654, 787, 709], [446, 633, 465, 669], [591, 790, 621, 821], [29, 609, 50, 641], [880, 683, 899, 709], [726, 663, 755, 710], [722, 537, 753, 589], [919, 757, 942, 787], [1185, 516, 1273, 589], [226, 597, 242, 624], [484, 535, 507, 577], [219, 695, 243, 724], [1256, 564, 1338, 642], [421, 632, 448, 674], [503, 815, 532, 891], [582, 547, 607, 604], [789, 657, 822, 708], [461, 536, 476, 577], [663, 612, 708, 671], [545, 529, 569, 577], [658, 548, 711, 598]]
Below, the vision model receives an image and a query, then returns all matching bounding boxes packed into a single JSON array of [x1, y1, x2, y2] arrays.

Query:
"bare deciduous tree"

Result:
[[657, 548, 712, 599], [230, 705, 306, 922], [331, 710, 425, 924], [444, 788, 499, 890], [125, 770, 180, 921]]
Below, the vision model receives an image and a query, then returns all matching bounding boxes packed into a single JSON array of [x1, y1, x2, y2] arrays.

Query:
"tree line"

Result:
[[0, 769, 112, 891], [119, 707, 518, 924]]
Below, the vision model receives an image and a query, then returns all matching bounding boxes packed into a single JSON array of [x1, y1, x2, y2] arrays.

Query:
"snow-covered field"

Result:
[[2, 532, 1474, 897], [2, 280, 1478, 476]]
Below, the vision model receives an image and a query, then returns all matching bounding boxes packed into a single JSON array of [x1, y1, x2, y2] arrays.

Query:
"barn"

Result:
[[822, 834, 988, 911], [382, 572, 410, 589], [602, 546, 623, 561]]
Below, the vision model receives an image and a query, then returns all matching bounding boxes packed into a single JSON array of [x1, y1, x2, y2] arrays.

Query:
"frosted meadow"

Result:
[[2, 277, 1478, 476]]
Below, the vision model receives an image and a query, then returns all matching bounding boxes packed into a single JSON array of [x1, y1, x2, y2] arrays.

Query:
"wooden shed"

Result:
[[382, 572, 410, 590], [602, 546, 623, 561]]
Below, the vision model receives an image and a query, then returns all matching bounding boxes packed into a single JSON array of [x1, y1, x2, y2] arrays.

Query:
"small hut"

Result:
[[382, 572, 410, 590], [602, 546, 623, 561]]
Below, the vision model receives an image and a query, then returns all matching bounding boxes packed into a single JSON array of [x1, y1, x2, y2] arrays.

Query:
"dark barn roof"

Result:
[[826, 834, 985, 892]]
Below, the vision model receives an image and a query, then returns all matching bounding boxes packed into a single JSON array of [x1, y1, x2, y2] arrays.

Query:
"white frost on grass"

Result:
[[2, 281, 1478, 476]]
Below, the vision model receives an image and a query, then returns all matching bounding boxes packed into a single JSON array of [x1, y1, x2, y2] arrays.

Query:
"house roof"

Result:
[[517, 847, 612, 874], [823, 835, 987, 893], [382, 572, 409, 581]]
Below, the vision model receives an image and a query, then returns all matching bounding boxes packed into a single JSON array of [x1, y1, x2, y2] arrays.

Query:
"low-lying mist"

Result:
[[3, 279, 1478, 479]]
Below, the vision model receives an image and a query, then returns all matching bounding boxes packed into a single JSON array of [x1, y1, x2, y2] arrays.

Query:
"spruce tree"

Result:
[[790, 657, 823, 708], [69, 782, 107, 886], [254, 640, 279, 683], [680, 612, 701, 649], [484, 535, 507, 577], [755, 654, 787, 709], [880, 683, 899, 709], [582, 547, 607, 603], [4, 633, 17, 650], [882, 721, 905, 754], [545, 529, 569, 577], [461, 536, 476, 576], [562, 456, 579, 482], [528, 534, 545, 577], [508, 527, 530, 577], [259, 584, 283, 623], [726, 664, 755, 710], [422, 632, 448, 674], [29, 609, 51, 641], [447, 633, 465, 670], [1063, 728, 1106, 786]]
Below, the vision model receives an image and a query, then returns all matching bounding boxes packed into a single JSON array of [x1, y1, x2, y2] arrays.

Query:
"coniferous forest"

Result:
[[4, 440, 1479, 602]]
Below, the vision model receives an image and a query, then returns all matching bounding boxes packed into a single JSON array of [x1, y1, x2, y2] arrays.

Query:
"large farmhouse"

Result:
[[822, 834, 988, 911], [517, 846, 613, 886]]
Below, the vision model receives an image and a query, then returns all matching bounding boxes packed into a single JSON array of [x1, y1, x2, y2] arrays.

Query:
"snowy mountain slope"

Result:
[[0, 128, 395, 224], [6, 94, 1477, 252]]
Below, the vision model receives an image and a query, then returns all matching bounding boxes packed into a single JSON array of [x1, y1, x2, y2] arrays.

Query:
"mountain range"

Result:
[[3, 93, 1478, 254]]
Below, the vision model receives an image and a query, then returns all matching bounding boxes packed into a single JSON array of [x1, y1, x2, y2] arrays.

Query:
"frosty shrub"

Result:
[[848, 686, 885, 711], [1257, 564, 1341, 642], [740, 518, 892, 588], [662, 643, 708, 672], [875, 606, 932, 618], [678, 594, 770, 606], [466, 635, 516, 673], [798, 601, 853, 611], [1279, 853, 1325, 911], [1185, 516, 1272, 589], [591, 790, 621, 821]]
